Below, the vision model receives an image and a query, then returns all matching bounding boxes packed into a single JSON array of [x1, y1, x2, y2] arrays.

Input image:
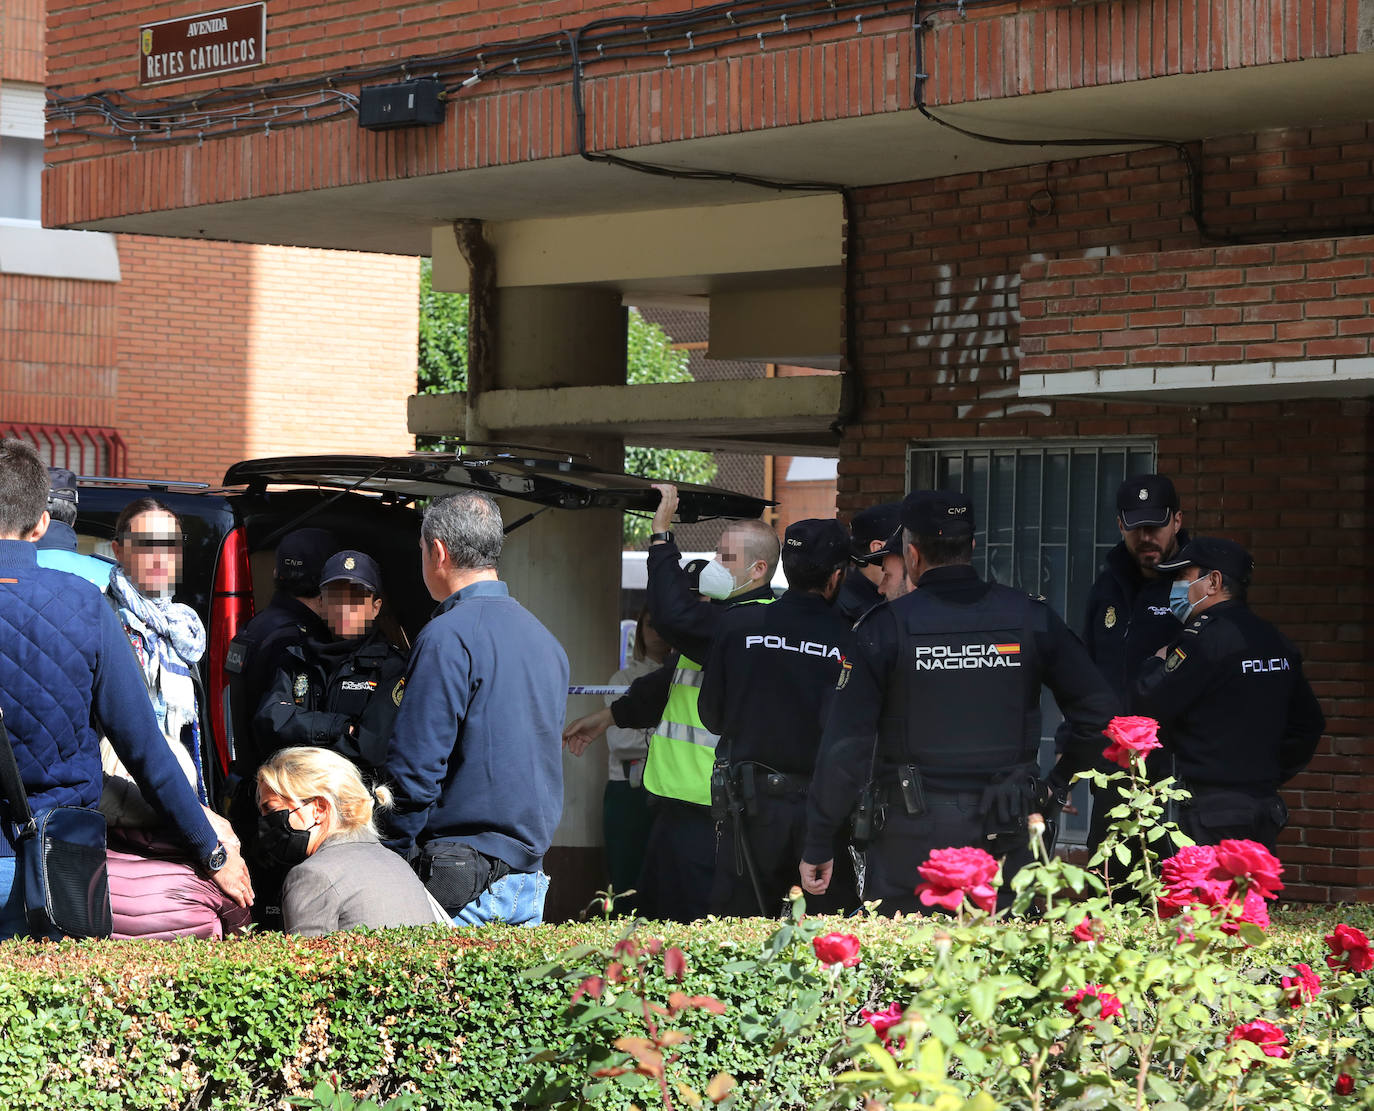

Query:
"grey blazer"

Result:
[[283, 838, 449, 936]]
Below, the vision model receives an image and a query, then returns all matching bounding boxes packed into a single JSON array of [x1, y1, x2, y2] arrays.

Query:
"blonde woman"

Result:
[[256, 747, 448, 935]]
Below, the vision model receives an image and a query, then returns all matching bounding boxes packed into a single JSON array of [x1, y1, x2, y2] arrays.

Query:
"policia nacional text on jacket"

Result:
[[802, 490, 1120, 914]]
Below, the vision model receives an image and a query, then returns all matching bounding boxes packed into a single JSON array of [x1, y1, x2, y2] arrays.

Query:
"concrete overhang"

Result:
[[61, 53, 1374, 257], [1020, 358, 1374, 403], [409, 375, 845, 455]]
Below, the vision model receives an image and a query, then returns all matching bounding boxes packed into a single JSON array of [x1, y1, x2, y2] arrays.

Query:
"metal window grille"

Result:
[[1, 424, 127, 477], [908, 439, 1157, 845]]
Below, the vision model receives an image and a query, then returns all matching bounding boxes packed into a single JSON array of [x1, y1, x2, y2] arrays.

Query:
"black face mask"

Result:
[[254, 807, 314, 870]]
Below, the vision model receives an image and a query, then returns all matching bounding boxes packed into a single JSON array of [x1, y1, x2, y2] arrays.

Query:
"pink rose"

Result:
[[1335, 1075, 1355, 1096], [1326, 924, 1374, 974], [812, 932, 861, 968], [1214, 839, 1284, 899], [1072, 917, 1103, 944], [915, 846, 999, 914], [1217, 887, 1271, 937], [1101, 715, 1163, 769], [1063, 984, 1123, 1021], [1280, 963, 1321, 1008], [1228, 1019, 1290, 1059], [859, 1002, 906, 1048]]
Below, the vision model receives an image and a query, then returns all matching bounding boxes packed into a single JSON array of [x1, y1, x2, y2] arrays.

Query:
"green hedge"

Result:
[[0, 905, 1371, 1110]]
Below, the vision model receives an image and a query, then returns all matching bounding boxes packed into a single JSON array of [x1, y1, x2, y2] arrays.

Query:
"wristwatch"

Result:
[[649, 530, 674, 545], [204, 842, 229, 872]]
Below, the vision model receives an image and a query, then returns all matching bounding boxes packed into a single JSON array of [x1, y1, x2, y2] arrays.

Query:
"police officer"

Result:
[[224, 527, 336, 773], [1133, 536, 1324, 852], [254, 550, 408, 783], [836, 502, 902, 621], [1076, 475, 1190, 860], [697, 519, 855, 916], [858, 528, 911, 603], [562, 486, 779, 922], [800, 490, 1119, 914], [34, 467, 117, 588]]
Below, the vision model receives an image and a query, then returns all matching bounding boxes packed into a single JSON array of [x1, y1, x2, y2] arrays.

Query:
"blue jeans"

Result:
[[452, 870, 549, 927]]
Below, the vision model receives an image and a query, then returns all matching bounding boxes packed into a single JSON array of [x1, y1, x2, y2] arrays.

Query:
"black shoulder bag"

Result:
[[0, 708, 112, 939]]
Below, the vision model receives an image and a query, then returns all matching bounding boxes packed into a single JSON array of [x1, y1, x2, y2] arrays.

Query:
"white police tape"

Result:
[[567, 685, 631, 696]]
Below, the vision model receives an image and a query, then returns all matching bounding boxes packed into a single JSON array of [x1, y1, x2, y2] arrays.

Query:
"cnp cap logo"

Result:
[[1138, 487, 1149, 500], [343, 555, 356, 570], [947, 505, 968, 516]]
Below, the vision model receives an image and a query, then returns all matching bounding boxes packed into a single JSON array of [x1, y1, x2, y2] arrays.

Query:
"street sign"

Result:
[[139, 3, 266, 86]]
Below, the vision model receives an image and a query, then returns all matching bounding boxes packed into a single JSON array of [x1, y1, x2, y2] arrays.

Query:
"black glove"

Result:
[[980, 764, 1040, 831]]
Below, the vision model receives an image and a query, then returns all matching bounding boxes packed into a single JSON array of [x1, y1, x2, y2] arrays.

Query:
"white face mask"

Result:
[[696, 559, 736, 600]]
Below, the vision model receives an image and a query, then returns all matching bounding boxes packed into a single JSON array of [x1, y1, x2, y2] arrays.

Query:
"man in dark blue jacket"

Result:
[[383, 492, 569, 926], [0, 439, 251, 938]]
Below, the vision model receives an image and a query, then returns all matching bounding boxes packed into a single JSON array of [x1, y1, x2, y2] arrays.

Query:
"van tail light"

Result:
[[208, 525, 254, 777]]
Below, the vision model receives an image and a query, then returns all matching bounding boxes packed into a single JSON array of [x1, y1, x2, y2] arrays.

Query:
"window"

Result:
[[908, 439, 1156, 844]]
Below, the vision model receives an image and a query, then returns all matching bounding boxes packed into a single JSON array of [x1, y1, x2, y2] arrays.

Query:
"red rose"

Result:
[[1214, 839, 1284, 899], [1335, 1074, 1356, 1096], [1326, 924, 1374, 974], [859, 1002, 906, 1048], [1228, 1019, 1289, 1059], [812, 932, 861, 968], [1280, 963, 1321, 1008], [915, 846, 999, 914], [1072, 917, 1103, 944], [1158, 845, 1230, 916], [1063, 984, 1123, 1021], [1101, 715, 1163, 769]]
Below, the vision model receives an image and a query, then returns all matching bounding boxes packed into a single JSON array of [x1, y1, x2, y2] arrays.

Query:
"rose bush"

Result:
[[1100, 714, 1163, 768]]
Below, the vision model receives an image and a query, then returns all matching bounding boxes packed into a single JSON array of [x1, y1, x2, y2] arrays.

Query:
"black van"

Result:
[[73, 451, 770, 796]]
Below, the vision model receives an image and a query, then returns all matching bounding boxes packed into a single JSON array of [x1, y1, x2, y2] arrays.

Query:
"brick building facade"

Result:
[[37, 0, 1374, 899]]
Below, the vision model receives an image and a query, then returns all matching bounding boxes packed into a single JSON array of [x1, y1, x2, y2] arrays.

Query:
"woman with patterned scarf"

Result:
[[102, 498, 249, 939]]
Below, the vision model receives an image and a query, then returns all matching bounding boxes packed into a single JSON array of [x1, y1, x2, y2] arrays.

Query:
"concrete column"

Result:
[[486, 286, 627, 922]]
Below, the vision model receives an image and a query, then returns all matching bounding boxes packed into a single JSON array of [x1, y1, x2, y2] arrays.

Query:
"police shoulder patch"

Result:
[[1103, 605, 1117, 630], [391, 678, 406, 707], [1165, 647, 1187, 672]]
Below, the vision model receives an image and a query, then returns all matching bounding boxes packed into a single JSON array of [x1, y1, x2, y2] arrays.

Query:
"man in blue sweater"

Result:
[[383, 492, 569, 926], [0, 439, 252, 938]]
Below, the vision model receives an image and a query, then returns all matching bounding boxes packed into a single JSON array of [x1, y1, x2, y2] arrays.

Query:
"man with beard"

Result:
[[1079, 474, 1189, 860]]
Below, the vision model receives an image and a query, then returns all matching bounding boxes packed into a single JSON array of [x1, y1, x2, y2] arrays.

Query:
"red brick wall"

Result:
[[1021, 237, 1374, 372], [844, 123, 1374, 900], [42, 0, 1361, 225], [3, 238, 418, 483], [2, 0, 45, 82]]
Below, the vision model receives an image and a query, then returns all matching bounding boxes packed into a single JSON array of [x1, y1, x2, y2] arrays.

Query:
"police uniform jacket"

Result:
[[836, 568, 882, 624], [254, 629, 409, 776], [1131, 599, 1325, 794], [803, 563, 1119, 864], [1081, 532, 1190, 697], [226, 592, 333, 766], [697, 590, 851, 774]]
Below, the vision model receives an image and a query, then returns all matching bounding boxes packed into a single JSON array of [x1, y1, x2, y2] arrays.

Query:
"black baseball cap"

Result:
[[47, 467, 78, 505], [1156, 536, 1253, 585], [1116, 474, 1178, 530], [856, 528, 903, 565], [275, 527, 336, 591], [319, 549, 384, 595], [900, 490, 975, 537], [849, 502, 902, 558], [682, 557, 710, 593], [784, 519, 851, 574]]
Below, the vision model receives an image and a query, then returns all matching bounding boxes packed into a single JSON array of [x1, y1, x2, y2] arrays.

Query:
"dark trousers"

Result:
[[603, 779, 653, 912], [865, 789, 1030, 916], [636, 798, 716, 923], [1179, 788, 1287, 853], [710, 794, 858, 917]]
